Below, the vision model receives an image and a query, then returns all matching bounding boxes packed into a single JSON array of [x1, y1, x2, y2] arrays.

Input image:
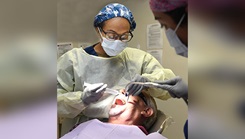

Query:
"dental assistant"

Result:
[[148, 0, 188, 100], [147, 0, 188, 102], [149, 0, 188, 138], [57, 3, 175, 121], [150, 0, 188, 58]]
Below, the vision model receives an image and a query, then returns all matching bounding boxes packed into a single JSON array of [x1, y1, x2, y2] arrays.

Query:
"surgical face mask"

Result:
[[98, 28, 127, 56], [165, 14, 188, 57]]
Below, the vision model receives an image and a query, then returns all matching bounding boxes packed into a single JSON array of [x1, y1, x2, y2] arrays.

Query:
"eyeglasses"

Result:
[[99, 27, 133, 42]]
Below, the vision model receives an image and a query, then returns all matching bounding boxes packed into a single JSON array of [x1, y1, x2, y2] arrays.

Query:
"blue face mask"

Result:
[[98, 28, 127, 56], [165, 14, 188, 57]]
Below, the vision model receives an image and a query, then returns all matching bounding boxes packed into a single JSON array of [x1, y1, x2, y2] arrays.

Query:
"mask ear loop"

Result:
[[174, 14, 186, 33], [97, 27, 103, 38]]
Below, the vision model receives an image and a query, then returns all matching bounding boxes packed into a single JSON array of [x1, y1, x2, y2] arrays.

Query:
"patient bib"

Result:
[[61, 119, 167, 139]]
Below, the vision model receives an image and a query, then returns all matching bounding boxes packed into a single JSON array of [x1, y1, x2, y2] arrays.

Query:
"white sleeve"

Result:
[[141, 53, 176, 100], [57, 51, 86, 118]]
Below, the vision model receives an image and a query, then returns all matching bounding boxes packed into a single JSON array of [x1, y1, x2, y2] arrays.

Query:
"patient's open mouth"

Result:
[[115, 99, 126, 105]]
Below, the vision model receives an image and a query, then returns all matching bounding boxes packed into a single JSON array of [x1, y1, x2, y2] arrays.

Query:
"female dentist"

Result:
[[57, 3, 175, 123]]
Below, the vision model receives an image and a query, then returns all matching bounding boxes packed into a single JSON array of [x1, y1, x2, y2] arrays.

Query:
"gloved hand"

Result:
[[154, 76, 188, 100], [81, 83, 107, 105], [126, 74, 150, 96]]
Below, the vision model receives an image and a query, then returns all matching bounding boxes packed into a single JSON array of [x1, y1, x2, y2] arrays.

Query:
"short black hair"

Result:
[[138, 93, 148, 105], [165, 6, 187, 26], [96, 22, 105, 28]]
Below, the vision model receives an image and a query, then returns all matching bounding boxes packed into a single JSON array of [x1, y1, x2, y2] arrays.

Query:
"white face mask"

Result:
[[101, 37, 127, 56], [165, 14, 188, 57], [98, 28, 127, 56]]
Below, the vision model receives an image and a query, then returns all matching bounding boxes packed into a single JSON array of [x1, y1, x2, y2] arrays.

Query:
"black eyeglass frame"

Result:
[[99, 27, 133, 42]]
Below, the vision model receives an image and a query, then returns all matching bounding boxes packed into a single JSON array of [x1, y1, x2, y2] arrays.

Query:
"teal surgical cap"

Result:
[[94, 3, 136, 31]]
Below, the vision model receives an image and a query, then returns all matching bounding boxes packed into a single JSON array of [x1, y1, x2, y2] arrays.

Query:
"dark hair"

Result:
[[96, 22, 105, 28], [138, 93, 148, 105], [165, 6, 187, 26]]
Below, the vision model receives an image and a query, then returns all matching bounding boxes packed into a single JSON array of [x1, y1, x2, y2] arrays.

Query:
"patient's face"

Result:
[[108, 92, 148, 126]]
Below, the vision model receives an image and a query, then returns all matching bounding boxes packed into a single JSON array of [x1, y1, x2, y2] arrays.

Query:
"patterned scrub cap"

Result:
[[94, 3, 136, 31], [149, 0, 187, 12]]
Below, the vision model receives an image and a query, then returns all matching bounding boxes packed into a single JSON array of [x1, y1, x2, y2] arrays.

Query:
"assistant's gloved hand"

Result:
[[81, 83, 107, 105], [126, 74, 150, 96], [154, 76, 188, 100]]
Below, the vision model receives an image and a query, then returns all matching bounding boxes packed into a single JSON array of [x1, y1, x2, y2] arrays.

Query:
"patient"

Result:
[[108, 90, 157, 131], [60, 90, 167, 139]]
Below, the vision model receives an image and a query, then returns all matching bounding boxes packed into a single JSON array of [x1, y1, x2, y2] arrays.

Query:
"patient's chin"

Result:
[[109, 105, 126, 116]]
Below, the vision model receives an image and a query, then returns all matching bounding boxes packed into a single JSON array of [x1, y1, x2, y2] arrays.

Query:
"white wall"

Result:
[[58, 0, 188, 139]]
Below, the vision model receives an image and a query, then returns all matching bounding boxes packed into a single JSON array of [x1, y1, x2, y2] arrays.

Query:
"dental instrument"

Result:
[[124, 82, 164, 101]]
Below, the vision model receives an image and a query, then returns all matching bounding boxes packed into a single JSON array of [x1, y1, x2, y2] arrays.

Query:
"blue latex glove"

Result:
[[126, 74, 150, 96], [154, 76, 188, 100], [81, 83, 107, 105]]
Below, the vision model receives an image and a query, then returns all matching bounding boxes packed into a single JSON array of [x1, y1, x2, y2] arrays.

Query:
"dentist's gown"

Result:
[[57, 46, 175, 130]]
